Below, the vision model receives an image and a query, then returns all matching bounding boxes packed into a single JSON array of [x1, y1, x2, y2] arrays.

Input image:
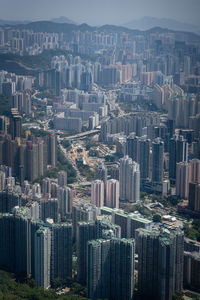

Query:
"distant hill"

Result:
[[123, 16, 200, 35], [16, 21, 89, 34], [1, 17, 199, 36], [11, 20, 200, 42], [50, 16, 77, 25]]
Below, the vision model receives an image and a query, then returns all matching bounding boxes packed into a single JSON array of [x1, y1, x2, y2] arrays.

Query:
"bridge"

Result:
[[63, 129, 100, 141]]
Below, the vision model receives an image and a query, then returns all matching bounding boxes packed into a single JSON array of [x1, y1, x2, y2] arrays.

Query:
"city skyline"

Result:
[[0, 1, 200, 297]]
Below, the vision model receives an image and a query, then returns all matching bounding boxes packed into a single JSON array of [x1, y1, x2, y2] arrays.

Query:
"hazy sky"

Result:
[[0, 0, 200, 26]]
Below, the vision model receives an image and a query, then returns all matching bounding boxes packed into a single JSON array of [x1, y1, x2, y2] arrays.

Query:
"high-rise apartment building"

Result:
[[188, 182, 200, 212], [58, 186, 73, 218], [184, 251, 200, 292], [0, 191, 19, 213], [87, 239, 110, 300], [77, 217, 121, 285], [95, 162, 107, 183], [12, 91, 32, 115], [47, 133, 57, 167], [72, 204, 100, 241], [40, 199, 59, 223], [26, 142, 39, 182], [100, 207, 152, 238], [0, 213, 15, 271], [105, 179, 119, 208], [87, 238, 135, 300], [15, 214, 32, 276], [169, 135, 188, 183], [0, 171, 5, 191], [51, 223, 72, 281], [37, 139, 45, 178], [91, 180, 104, 207], [152, 138, 164, 183], [190, 159, 200, 184], [176, 159, 200, 200], [10, 108, 22, 140], [0, 132, 51, 181], [176, 162, 191, 199], [77, 221, 96, 284], [110, 164, 120, 180], [80, 69, 93, 92], [120, 156, 140, 202], [95, 162, 107, 197], [137, 228, 184, 300], [126, 135, 150, 181], [42, 178, 52, 198], [34, 227, 51, 289], [58, 170, 67, 187], [0, 212, 43, 278], [0, 212, 73, 289]]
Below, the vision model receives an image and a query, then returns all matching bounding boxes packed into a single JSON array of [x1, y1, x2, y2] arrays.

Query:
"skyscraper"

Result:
[[152, 138, 164, 183], [10, 108, 22, 140], [47, 134, 57, 167], [110, 164, 120, 180], [137, 228, 184, 300], [95, 162, 107, 182], [120, 156, 132, 201], [40, 199, 59, 223], [77, 217, 121, 285], [0, 213, 43, 279], [12, 91, 32, 115], [188, 182, 200, 211], [37, 139, 45, 177], [176, 162, 191, 199], [58, 186, 73, 218], [87, 238, 135, 300], [51, 223, 72, 281], [77, 221, 96, 284], [34, 227, 51, 289], [0, 213, 15, 271], [91, 180, 104, 207], [190, 159, 200, 184], [15, 214, 32, 276], [169, 135, 188, 183], [126, 135, 150, 181], [72, 204, 100, 241], [95, 162, 107, 197], [0, 190, 19, 213], [26, 142, 39, 181], [80, 69, 93, 92], [120, 156, 140, 202], [0, 213, 72, 289], [105, 179, 119, 208], [184, 251, 200, 292], [42, 178, 51, 198], [87, 239, 110, 300], [58, 170, 67, 187], [139, 137, 151, 181]]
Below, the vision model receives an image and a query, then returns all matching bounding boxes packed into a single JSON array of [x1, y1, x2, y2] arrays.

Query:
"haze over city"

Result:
[[0, 0, 200, 299], [0, 0, 200, 26]]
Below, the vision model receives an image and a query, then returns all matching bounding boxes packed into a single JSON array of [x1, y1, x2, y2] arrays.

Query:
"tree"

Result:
[[172, 291, 184, 300], [0, 269, 87, 299], [62, 140, 71, 149], [105, 154, 115, 162], [153, 214, 161, 223]]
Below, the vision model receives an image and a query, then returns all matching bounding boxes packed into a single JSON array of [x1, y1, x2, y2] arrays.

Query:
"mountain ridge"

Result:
[[50, 16, 77, 25], [1, 20, 199, 41], [123, 16, 200, 35]]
